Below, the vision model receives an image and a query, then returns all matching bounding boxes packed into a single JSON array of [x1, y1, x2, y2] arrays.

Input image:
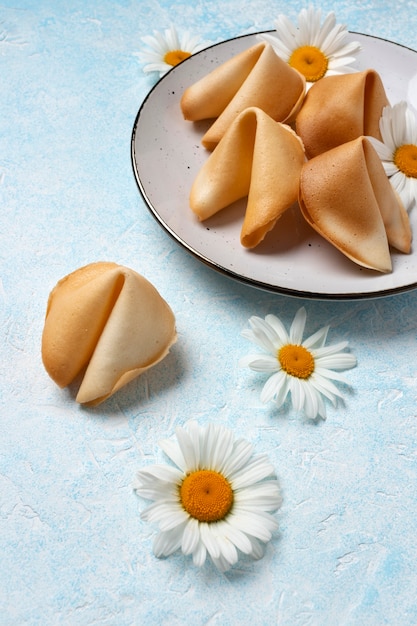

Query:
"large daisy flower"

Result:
[[136, 25, 210, 77], [258, 7, 361, 88], [133, 421, 281, 572], [239, 307, 357, 420], [368, 101, 417, 212]]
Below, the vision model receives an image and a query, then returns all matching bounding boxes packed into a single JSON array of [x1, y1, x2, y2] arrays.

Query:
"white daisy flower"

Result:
[[133, 421, 281, 572], [258, 6, 361, 88], [136, 25, 210, 77], [367, 101, 417, 212], [239, 307, 357, 420]]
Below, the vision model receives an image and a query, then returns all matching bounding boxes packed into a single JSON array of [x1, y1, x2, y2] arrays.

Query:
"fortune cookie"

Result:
[[190, 106, 306, 248], [299, 137, 411, 273], [41, 262, 177, 406], [181, 42, 305, 150], [295, 70, 390, 158]]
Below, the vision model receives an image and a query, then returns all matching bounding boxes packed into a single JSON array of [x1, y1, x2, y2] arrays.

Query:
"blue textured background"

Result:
[[1, 1, 417, 624]]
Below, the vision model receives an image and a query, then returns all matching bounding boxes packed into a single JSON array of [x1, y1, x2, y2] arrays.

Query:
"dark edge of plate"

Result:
[[131, 30, 417, 301]]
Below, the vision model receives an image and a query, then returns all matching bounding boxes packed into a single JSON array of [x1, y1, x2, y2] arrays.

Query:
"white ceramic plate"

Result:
[[131, 32, 417, 300]]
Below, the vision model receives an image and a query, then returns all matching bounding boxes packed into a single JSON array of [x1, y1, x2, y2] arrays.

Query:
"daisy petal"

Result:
[[175, 424, 199, 472], [309, 372, 344, 404], [367, 136, 395, 161], [222, 439, 254, 478], [240, 354, 280, 372], [257, 32, 291, 59], [316, 353, 357, 370], [159, 437, 187, 471], [249, 536, 267, 560], [136, 464, 183, 485], [192, 540, 207, 567], [246, 316, 282, 352], [265, 313, 290, 345], [289, 377, 306, 413], [303, 325, 329, 349], [211, 526, 239, 568], [142, 501, 189, 531], [181, 517, 201, 555], [260, 370, 288, 404], [231, 455, 276, 489], [313, 340, 349, 357], [234, 480, 281, 511], [153, 524, 185, 557], [227, 510, 278, 542], [218, 519, 254, 554], [289, 307, 307, 344], [300, 379, 320, 418], [199, 523, 221, 559]]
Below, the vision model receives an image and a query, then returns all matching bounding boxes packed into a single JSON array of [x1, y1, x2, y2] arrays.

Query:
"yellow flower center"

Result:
[[394, 144, 417, 178], [288, 45, 329, 82], [179, 469, 234, 523], [163, 49, 191, 67], [278, 344, 315, 379]]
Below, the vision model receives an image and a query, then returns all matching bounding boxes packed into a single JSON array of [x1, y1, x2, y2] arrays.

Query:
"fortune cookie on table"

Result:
[[295, 70, 390, 158], [41, 262, 177, 406], [299, 136, 411, 273], [190, 106, 306, 248], [180, 42, 305, 150]]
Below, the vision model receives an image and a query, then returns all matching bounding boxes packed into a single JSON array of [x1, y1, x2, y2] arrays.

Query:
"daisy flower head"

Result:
[[133, 421, 281, 572], [137, 25, 210, 77], [368, 101, 417, 212], [239, 307, 357, 420], [258, 6, 361, 88]]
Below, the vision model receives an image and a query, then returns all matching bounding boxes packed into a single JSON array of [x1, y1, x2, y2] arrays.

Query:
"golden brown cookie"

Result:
[[181, 42, 305, 150], [42, 262, 177, 406], [190, 107, 306, 248], [295, 70, 389, 158], [299, 137, 411, 272]]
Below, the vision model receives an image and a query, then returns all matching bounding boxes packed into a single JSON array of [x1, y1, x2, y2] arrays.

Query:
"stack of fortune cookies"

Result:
[[181, 43, 412, 272]]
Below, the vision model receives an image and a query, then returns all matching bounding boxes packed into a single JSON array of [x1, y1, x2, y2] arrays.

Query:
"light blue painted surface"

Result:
[[1, 1, 417, 624]]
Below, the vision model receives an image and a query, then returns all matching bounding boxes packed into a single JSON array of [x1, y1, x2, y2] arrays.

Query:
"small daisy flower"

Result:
[[368, 101, 417, 212], [239, 307, 357, 420], [136, 25, 210, 77], [258, 6, 361, 88], [133, 421, 281, 572]]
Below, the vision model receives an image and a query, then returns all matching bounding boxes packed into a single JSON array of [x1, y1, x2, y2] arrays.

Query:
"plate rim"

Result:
[[131, 30, 417, 301]]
